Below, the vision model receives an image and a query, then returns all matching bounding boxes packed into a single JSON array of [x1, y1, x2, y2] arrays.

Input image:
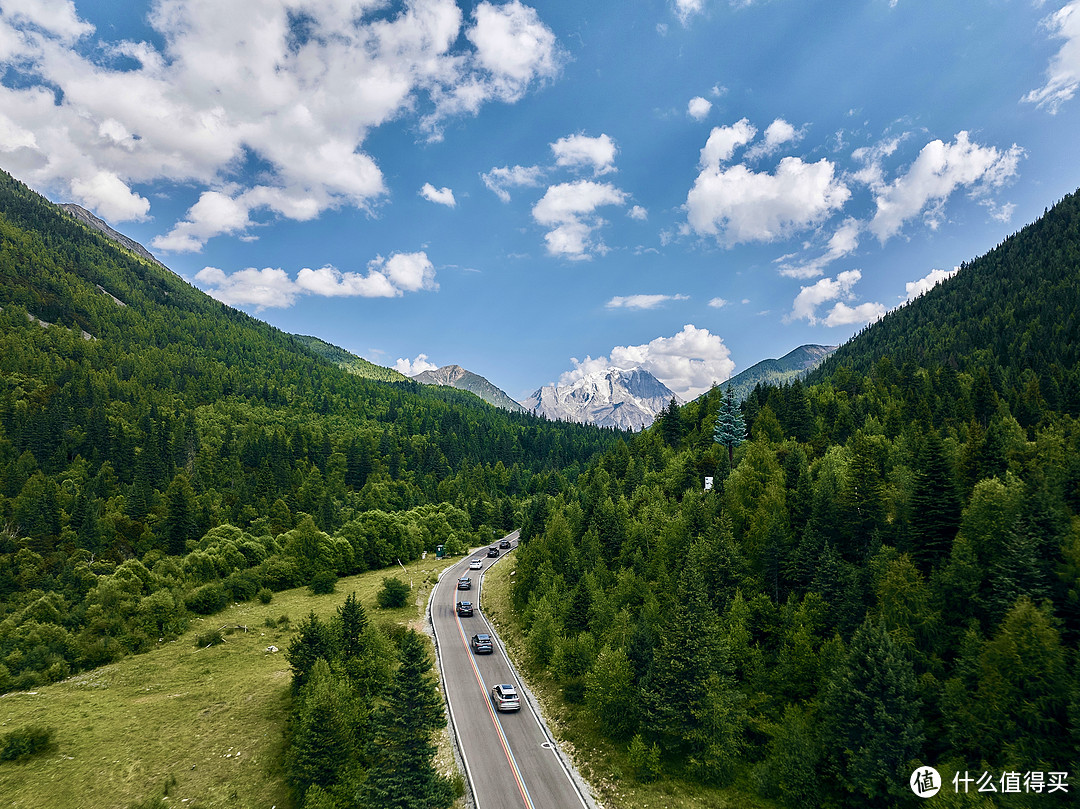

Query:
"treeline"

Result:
[[512, 366, 1080, 806], [283, 594, 455, 809], [0, 168, 621, 691]]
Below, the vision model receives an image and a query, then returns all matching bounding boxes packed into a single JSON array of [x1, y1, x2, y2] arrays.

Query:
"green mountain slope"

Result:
[[0, 167, 621, 692], [292, 334, 408, 382], [720, 343, 836, 402], [504, 189, 1080, 809]]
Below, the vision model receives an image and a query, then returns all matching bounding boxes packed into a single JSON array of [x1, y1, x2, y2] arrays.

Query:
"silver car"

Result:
[[491, 683, 520, 711]]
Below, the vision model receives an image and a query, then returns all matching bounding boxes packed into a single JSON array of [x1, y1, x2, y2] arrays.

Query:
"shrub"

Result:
[[308, 570, 337, 595], [0, 725, 55, 762], [257, 587, 273, 604], [194, 629, 224, 648], [184, 581, 228, 615], [376, 577, 410, 609]]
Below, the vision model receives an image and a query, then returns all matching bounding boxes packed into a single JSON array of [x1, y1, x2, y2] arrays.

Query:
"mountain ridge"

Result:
[[523, 366, 677, 430], [411, 364, 526, 413]]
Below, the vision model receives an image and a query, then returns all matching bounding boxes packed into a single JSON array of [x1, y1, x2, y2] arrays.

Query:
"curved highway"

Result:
[[430, 531, 594, 809]]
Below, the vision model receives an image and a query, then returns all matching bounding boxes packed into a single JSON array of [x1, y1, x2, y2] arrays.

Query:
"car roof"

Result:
[[475, 633, 491, 639], [497, 683, 516, 690]]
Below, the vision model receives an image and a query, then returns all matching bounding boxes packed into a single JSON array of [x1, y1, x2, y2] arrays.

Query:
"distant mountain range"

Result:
[[411, 365, 526, 413], [720, 344, 837, 402], [523, 367, 677, 430]]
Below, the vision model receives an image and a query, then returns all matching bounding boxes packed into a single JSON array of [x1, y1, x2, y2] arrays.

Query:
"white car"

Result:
[[469, 558, 483, 570], [491, 683, 520, 711]]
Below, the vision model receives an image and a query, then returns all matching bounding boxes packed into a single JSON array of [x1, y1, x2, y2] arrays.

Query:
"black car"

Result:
[[470, 633, 493, 654], [457, 577, 471, 590], [487, 546, 500, 558], [456, 601, 473, 617], [499, 538, 512, 549]]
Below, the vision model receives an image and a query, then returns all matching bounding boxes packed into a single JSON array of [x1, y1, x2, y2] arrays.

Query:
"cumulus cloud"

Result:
[[867, 131, 1023, 242], [551, 133, 618, 175], [777, 217, 862, 278], [420, 183, 456, 207], [1024, 1, 1080, 112], [394, 353, 439, 376], [787, 269, 884, 326], [905, 267, 959, 301], [606, 294, 689, 310], [687, 96, 712, 120], [628, 205, 648, 220], [195, 251, 436, 311], [532, 180, 629, 259], [708, 297, 728, 308], [480, 164, 545, 202], [0, 0, 559, 240], [699, 119, 757, 166], [687, 155, 850, 245], [745, 118, 801, 160], [560, 324, 735, 399]]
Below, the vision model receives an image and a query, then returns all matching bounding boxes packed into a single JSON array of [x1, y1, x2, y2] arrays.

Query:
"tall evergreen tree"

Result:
[[713, 389, 747, 466]]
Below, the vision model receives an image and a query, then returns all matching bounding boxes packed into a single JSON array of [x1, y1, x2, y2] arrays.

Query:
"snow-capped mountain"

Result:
[[523, 367, 678, 430]]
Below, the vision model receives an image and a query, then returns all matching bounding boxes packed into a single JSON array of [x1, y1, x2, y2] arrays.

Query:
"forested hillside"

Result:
[[508, 191, 1080, 807], [0, 168, 621, 692]]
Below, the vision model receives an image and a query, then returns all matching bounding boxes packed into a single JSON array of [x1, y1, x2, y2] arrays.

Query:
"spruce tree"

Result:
[[713, 389, 746, 466]]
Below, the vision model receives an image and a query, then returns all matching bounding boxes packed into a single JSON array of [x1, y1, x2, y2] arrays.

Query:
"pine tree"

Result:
[[713, 389, 746, 466]]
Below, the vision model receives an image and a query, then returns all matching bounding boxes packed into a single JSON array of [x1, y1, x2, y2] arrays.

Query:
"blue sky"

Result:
[[3, 0, 1080, 403]]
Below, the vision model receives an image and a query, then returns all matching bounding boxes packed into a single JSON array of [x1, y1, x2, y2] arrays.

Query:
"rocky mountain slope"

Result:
[[411, 364, 526, 412], [523, 367, 676, 430]]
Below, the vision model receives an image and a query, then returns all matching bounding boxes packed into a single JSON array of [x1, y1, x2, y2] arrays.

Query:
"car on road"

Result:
[[457, 577, 471, 590], [499, 538, 512, 549], [456, 601, 473, 617], [469, 558, 483, 570], [491, 683, 520, 711], [470, 633, 493, 654], [487, 546, 500, 557]]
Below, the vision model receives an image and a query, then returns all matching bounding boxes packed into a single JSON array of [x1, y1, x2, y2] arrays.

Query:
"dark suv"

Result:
[[457, 577, 471, 590], [456, 601, 473, 617], [470, 633, 493, 654], [487, 546, 500, 558], [499, 538, 512, 549]]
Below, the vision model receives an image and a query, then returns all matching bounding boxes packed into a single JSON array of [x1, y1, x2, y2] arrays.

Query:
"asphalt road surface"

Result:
[[430, 531, 594, 809]]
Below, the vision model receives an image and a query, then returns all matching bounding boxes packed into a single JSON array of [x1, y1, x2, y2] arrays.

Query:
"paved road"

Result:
[[430, 531, 593, 809]]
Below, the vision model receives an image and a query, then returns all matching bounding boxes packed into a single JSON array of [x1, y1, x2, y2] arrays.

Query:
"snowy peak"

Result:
[[523, 367, 677, 430]]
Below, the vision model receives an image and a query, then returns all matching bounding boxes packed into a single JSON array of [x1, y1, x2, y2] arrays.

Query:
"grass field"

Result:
[[0, 555, 463, 809], [481, 554, 776, 809]]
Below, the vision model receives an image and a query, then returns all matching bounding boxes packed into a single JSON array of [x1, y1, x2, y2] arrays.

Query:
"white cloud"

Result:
[[4, 0, 93, 43], [628, 205, 648, 220], [687, 96, 712, 121], [69, 170, 150, 223], [823, 301, 886, 326], [708, 297, 728, 308], [777, 217, 862, 278], [195, 250, 436, 310], [1024, 1, 1080, 112], [394, 353, 439, 376], [904, 267, 959, 301], [0, 0, 560, 245], [420, 183, 456, 207], [551, 133, 618, 175], [687, 155, 850, 245], [745, 118, 801, 160], [560, 324, 735, 399], [606, 294, 689, 310], [700, 119, 757, 167], [194, 266, 301, 311], [787, 269, 885, 327], [481, 164, 545, 202], [674, 0, 707, 24], [868, 132, 1023, 242], [532, 180, 629, 259]]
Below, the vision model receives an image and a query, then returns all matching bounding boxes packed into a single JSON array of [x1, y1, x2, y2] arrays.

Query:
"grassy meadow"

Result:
[[0, 555, 462, 809]]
